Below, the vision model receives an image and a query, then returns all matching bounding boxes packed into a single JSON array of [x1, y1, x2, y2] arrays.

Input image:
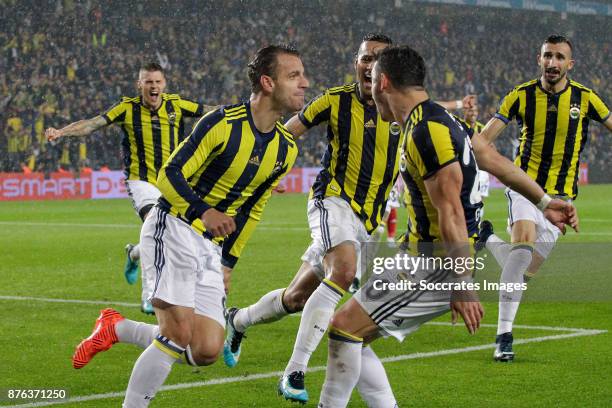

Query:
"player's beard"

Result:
[[543, 68, 565, 86]]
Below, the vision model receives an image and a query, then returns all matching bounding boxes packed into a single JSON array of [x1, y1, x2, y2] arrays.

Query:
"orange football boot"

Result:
[[72, 308, 124, 369]]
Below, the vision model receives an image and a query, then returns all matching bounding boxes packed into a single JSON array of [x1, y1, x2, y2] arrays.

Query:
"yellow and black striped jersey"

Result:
[[157, 103, 298, 268], [470, 120, 485, 134], [298, 83, 401, 233], [495, 79, 610, 198], [401, 100, 483, 245], [102, 93, 205, 184]]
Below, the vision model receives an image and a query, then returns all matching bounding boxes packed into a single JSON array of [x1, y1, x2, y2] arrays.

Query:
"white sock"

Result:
[[233, 288, 288, 332], [318, 334, 362, 408], [486, 234, 511, 267], [284, 280, 344, 375], [497, 245, 533, 335], [113, 320, 192, 365], [356, 346, 397, 408], [116, 319, 159, 349], [131, 244, 141, 261], [123, 335, 183, 407]]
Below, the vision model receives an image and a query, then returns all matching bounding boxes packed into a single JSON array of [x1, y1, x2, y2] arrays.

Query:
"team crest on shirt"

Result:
[[569, 104, 581, 120], [390, 122, 401, 135], [168, 112, 176, 126]]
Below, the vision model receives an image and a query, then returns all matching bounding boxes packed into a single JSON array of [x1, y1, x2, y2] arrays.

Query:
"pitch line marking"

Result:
[[0, 295, 608, 334], [6, 327, 606, 407]]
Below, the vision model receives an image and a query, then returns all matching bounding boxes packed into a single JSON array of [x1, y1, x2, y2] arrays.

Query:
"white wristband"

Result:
[[536, 194, 552, 211], [455, 100, 463, 110]]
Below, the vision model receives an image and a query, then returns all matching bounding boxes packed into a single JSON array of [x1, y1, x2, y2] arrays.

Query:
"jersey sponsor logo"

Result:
[[365, 119, 376, 128], [392, 318, 404, 327], [547, 104, 558, 112], [569, 104, 581, 120]]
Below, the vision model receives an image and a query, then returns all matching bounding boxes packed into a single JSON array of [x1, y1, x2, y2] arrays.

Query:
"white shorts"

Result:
[[301, 197, 370, 280], [355, 261, 451, 342], [386, 186, 401, 210], [126, 180, 162, 217], [140, 207, 226, 327], [479, 171, 490, 198], [505, 189, 562, 259]]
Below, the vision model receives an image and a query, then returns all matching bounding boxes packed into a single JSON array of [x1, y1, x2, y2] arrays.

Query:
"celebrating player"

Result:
[[222, 33, 476, 403], [477, 35, 611, 361], [45, 63, 213, 314], [69, 44, 307, 407], [317, 44, 578, 407]]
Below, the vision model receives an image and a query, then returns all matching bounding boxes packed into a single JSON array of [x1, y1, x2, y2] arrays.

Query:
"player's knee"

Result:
[[188, 328, 224, 366], [328, 309, 352, 333], [160, 323, 192, 348], [328, 260, 357, 288], [511, 221, 537, 244], [282, 287, 310, 312], [190, 348, 220, 366]]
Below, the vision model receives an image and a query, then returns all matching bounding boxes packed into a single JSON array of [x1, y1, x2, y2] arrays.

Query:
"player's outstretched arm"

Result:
[[477, 116, 507, 144], [45, 116, 107, 141], [437, 95, 477, 111], [472, 132, 578, 233], [284, 114, 309, 139]]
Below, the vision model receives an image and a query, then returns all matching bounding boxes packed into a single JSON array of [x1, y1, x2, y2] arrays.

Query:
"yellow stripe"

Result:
[[203, 124, 255, 213], [343, 97, 363, 201], [527, 87, 548, 181], [427, 121, 455, 166], [329, 326, 363, 342], [160, 104, 173, 168], [125, 107, 141, 180], [323, 278, 346, 296], [140, 108, 156, 183], [153, 339, 181, 359], [327, 95, 341, 190], [225, 105, 246, 113], [564, 91, 588, 196], [546, 89, 571, 192], [407, 136, 427, 178], [514, 89, 528, 169], [363, 118, 392, 232]]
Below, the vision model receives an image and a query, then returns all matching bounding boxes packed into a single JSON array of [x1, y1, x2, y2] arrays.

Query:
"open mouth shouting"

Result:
[[544, 68, 561, 82], [363, 71, 373, 88], [149, 90, 160, 104]]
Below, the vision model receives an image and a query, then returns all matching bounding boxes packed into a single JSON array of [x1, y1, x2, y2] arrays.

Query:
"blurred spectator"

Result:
[[1, 0, 610, 180]]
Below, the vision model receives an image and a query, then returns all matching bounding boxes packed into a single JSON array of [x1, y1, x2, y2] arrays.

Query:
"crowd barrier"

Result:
[[0, 164, 589, 201]]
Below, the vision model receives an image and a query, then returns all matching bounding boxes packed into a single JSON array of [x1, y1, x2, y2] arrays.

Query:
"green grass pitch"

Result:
[[0, 185, 610, 407]]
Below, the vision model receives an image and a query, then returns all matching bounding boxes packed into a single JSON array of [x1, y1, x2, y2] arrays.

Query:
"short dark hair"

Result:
[[376, 45, 426, 89], [543, 34, 573, 51], [140, 62, 165, 75], [247, 44, 301, 93], [362, 33, 393, 45]]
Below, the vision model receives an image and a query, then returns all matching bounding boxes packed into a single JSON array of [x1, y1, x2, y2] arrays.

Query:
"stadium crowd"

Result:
[[1, 0, 610, 179]]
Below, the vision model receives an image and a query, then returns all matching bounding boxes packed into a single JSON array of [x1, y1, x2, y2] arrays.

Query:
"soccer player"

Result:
[[222, 33, 475, 403], [317, 45, 578, 408], [477, 35, 611, 361], [70, 44, 307, 407], [45, 63, 212, 314]]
